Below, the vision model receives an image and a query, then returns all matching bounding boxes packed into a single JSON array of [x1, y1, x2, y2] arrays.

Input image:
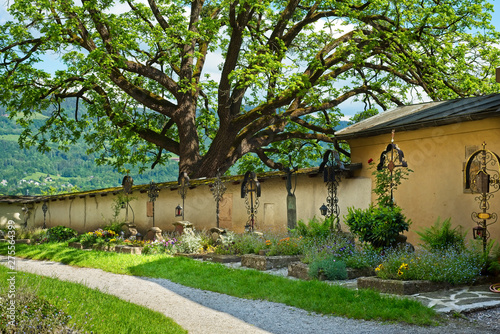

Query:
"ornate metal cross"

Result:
[[178, 172, 190, 221], [465, 142, 500, 252], [210, 169, 227, 228], [147, 181, 159, 226], [376, 130, 408, 205], [319, 149, 345, 231], [241, 171, 261, 232]]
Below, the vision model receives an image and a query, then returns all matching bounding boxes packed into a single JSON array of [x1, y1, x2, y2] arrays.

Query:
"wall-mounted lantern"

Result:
[[472, 225, 487, 240], [465, 142, 500, 252], [175, 205, 183, 218], [241, 171, 261, 232], [319, 203, 328, 216], [318, 150, 345, 230], [177, 172, 190, 221]]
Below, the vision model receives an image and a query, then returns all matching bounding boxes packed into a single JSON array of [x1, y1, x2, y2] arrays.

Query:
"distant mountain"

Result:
[[0, 114, 179, 195]]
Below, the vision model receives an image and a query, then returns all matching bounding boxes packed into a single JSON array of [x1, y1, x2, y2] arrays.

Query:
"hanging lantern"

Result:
[[319, 203, 328, 216], [175, 205, 183, 217], [472, 225, 487, 240]]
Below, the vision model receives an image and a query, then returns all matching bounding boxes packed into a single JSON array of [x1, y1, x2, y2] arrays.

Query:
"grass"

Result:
[[0, 242, 440, 326], [0, 266, 187, 333]]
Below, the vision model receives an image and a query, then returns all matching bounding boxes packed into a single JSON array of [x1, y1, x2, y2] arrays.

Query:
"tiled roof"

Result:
[[335, 94, 500, 140]]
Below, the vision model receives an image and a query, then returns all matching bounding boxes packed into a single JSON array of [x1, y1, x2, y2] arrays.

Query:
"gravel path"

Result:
[[2, 256, 500, 334]]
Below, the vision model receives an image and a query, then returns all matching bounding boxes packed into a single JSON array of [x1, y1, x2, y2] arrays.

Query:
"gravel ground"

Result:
[[3, 256, 500, 334]]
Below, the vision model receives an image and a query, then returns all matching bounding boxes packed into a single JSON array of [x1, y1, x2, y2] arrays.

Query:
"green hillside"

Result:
[[0, 114, 179, 195]]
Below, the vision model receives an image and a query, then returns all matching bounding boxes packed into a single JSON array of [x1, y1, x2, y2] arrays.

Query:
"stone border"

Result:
[[357, 276, 448, 295], [287, 262, 375, 281], [68, 241, 143, 254], [203, 254, 242, 263], [241, 254, 301, 271]]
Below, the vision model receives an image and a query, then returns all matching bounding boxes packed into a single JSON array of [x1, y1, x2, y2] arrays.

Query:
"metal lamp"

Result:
[[319, 204, 328, 216], [473, 225, 487, 240], [175, 205, 183, 218]]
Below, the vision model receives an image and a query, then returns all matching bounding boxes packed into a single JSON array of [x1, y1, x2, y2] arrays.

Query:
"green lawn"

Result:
[[0, 265, 187, 333], [0, 242, 441, 326]]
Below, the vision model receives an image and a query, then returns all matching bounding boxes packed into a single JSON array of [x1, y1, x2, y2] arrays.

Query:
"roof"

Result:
[[335, 94, 500, 140], [0, 164, 361, 204]]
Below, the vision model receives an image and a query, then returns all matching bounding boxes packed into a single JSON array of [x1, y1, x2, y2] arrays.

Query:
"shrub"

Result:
[[345, 205, 411, 249], [101, 221, 124, 236], [176, 233, 204, 254], [308, 256, 348, 280], [47, 226, 78, 242], [79, 232, 98, 247], [214, 232, 267, 255], [290, 216, 334, 239], [142, 238, 179, 255], [267, 237, 303, 256], [416, 217, 466, 252]]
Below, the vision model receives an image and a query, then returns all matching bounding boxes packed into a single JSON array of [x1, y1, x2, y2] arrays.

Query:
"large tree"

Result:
[[1, 0, 499, 178]]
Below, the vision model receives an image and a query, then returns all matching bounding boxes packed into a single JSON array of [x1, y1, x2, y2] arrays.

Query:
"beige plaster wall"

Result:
[[0, 204, 25, 228], [346, 118, 500, 246], [0, 173, 371, 235]]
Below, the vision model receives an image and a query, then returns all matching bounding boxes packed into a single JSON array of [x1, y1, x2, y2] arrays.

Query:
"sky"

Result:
[[0, 1, 499, 119]]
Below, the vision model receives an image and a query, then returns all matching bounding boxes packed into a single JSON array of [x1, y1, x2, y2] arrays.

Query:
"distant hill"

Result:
[[0, 114, 179, 195]]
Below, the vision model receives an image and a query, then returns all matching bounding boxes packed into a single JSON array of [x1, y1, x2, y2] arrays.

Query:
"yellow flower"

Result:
[[375, 264, 384, 272]]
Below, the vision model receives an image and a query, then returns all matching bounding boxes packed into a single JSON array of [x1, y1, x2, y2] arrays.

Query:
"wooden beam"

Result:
[[497, 67, 500, 83]]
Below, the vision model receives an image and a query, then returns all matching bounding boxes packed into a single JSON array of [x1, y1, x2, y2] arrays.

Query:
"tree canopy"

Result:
[[1, 0, 499, 178]]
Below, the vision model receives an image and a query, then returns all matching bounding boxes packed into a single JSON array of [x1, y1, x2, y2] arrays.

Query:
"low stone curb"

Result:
[[357, 276, 449, 295], [68, 241, 143, 254], [287, 261, 375, 281], [241, 254, 301, 271], [203, 254, 242, 263]]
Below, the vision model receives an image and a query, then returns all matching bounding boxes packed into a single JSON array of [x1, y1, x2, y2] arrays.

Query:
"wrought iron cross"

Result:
[[241, 171, 261, 232], [178, 172, 190, 221], [148, 181, 159, 226], [210, 169, 227, 228], [319, 150, 345, 230], [377, 130, 408, 205], [465, 142, 500, 252]]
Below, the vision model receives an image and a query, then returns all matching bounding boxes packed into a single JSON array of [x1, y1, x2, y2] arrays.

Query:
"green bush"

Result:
[[345, 205, 411, 249], [267, 237, 303, 256], [79, 232, 98, 247], [290, 216, 334, 239], [101, 221, 124, 236], [47, 226, 78, 242], [308, 256, 348, 280], [416, 217, 466, 251], [214, 233, 266, 255]]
